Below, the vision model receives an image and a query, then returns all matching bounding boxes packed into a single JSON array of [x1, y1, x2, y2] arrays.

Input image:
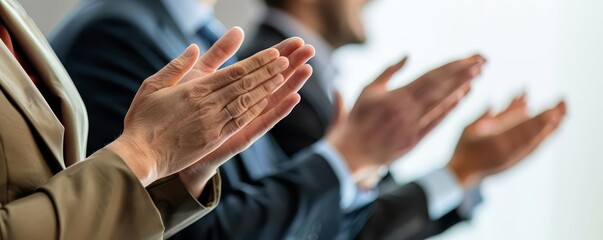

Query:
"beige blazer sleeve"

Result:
[[0, 0, 222, 238], [0, 148, 220, 240]]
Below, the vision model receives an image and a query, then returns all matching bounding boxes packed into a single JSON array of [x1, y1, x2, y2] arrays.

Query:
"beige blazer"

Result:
[[0, 0, 220, 239]]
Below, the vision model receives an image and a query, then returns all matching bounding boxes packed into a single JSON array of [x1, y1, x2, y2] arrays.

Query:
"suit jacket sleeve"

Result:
[[0, 148, 218, 239], [270, 93, 327, 156], [355, 180, 464, 240], [172, 153, 342, 239]]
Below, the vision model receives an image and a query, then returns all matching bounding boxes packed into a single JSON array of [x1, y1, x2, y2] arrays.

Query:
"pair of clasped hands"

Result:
[[107, 27, 566, 198]]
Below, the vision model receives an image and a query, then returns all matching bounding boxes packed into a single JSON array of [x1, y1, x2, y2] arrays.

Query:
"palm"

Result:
[[451, 95, 566, 179]]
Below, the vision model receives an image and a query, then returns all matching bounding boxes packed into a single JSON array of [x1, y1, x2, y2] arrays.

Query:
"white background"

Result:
[[20, 0, 603, 239]]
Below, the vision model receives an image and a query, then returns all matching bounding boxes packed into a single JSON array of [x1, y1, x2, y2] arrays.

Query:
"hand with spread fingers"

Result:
[[178, 29, 316, 196], [448, 95, 567, 188], [106, 27, 315, 195], [326, 54, 486, 187]]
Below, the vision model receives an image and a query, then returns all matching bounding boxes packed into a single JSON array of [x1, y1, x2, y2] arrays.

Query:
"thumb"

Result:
[[328, 90, 348, 132], [478, 107, 494, 120], [366, 56, 408, 90], [142, 44, 199, 94]]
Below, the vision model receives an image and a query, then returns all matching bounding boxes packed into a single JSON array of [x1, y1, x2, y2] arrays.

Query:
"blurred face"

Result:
[[319, 0, 371, 47], [200, 0, 217, 6]]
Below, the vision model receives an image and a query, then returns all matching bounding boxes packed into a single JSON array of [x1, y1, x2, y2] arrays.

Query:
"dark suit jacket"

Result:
[[50, 0, 345, 239], [242, 20, 467, 240]]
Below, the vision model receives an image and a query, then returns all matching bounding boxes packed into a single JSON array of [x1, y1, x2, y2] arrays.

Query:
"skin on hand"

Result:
[[326, 54, 486, 188], [448, 95, 567, 188], [178, 33, 316, 196], [106, 28, 311, 191]]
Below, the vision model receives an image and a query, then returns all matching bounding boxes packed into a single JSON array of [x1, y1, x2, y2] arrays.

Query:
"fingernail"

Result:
[[230, 26, 244, 33]]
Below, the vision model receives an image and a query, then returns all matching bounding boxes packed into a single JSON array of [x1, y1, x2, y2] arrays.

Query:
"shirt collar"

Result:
[[263, 7, 338, 96], [160, 0, 214, 36]]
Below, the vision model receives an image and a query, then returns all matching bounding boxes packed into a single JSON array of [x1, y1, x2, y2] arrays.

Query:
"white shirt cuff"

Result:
[[312, 139, 379, 212], [417, 168, 465, 220], [458, 183, 483, 218]]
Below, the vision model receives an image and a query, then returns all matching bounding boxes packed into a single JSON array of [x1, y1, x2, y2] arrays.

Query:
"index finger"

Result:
[[196, 47, 281, 92], [406, 59, 482, 118], [280, 45, 315, 80], [405, 54, 485, 93], [272, 37, 305, 57]]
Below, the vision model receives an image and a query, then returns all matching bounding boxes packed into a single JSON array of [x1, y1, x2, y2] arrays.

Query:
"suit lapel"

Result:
[[260, 23, 334, 127], [0, 0, 89, 167], [299, 58, 334, 127]]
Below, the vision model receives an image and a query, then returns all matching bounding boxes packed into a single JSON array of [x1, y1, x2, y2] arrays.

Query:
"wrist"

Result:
[[326, 136, 383, 188], [107, 134, 158, 186], [179, 167, 218, 198], [327, 136, 366, 174], [354, 166, 387, 189], [447, 159, 481, 189]]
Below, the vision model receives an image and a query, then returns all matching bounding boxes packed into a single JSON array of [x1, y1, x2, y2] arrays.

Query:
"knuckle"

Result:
[[221, 107, 233, 120], [249, 104, 263, 116], [140, 79, 158, 92], [226, 103, 239, 117], [191, 85, 211, 98], [240, 94, 253, 109], [234, 117, 246, 129], [167, 58, 185, 72], [197, 104, 213, 114], [251, 55, 264, 69], [213, 44, 230, 59], [196, 99, 216, 112], [261, 81, 273, 94], [228, 65, 247, 80], [265, 64, 278, 76], [242, 77, 255, 91]]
